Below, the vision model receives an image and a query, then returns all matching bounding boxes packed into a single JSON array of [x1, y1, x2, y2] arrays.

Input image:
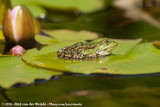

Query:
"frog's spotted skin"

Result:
[[57, 39, 118, 59]]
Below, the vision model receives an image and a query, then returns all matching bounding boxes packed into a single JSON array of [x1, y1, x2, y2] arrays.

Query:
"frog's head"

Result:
[[96, 39, 118, 56]]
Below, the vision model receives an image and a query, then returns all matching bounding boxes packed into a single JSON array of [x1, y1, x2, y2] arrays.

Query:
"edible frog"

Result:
[[57, 39, 118, 59]]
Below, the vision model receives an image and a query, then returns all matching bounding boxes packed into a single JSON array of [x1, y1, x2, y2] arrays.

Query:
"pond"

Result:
[[0, 0, 160, 107]]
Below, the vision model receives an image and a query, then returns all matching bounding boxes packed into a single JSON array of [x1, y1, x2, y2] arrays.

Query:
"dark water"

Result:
[[1, 75, 160, 107], [41, 7, 160, 41], [1, 3, 160, 107]]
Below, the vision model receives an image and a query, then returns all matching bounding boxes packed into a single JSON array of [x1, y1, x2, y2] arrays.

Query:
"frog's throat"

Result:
[[97, 50, 111, 56]]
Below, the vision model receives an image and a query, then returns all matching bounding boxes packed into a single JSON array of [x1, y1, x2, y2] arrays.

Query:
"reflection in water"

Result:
[[0, 89, 12, 103]]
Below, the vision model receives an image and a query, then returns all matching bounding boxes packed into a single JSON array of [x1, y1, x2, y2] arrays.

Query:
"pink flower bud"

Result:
[[9, 45, 26, 56], [3, 6, 35, 43]]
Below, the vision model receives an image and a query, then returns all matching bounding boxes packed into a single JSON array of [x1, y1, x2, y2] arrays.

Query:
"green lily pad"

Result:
[[35, 29, 99, 44], [67, 43, 160, 74], [0, 56, 61, 88], [23, 38, 142, 74], [11, 0, 106, 13], [23, 41, 77, 71], [35, 35, 59, 45]]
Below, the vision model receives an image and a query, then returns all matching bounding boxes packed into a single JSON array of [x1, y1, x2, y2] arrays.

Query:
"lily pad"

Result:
[[0, 56, 61, 88], [23, 41, 77, 71], [35, 35, 58, 45], [67, 43, 160, 74], [35, 29, 99, 44], [11, 0, 106, 13], [23, 38, 143, 74]]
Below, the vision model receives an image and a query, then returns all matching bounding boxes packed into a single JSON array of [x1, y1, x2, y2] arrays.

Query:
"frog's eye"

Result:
[[105, 40, 108, 43]]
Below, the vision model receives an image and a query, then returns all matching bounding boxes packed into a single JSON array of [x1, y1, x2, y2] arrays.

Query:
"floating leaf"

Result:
[[23, 38, 142, 74], [35, 35, 59, 45], [0, 56, 61, 88], [35, 29, 99, 44], [11, 0, 106, 13], [23, 41, 77, 71], [111, 38, 142, 55]]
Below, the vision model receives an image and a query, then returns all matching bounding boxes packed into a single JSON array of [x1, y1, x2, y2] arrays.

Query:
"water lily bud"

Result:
[[32, 16, 41, 34], [3, 6, 35, 43], [9, 45, 26, 56]]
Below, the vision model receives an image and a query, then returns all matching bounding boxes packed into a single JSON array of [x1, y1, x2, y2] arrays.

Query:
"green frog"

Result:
[[57, 39, 118, 59]]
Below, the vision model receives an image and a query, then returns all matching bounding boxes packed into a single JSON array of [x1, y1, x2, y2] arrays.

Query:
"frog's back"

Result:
[[57, 41, 97, 59]]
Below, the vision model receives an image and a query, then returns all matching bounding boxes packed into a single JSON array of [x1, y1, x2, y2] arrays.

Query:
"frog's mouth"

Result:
[[107, 42, 118, 50], [108, 45, 118, 50]]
